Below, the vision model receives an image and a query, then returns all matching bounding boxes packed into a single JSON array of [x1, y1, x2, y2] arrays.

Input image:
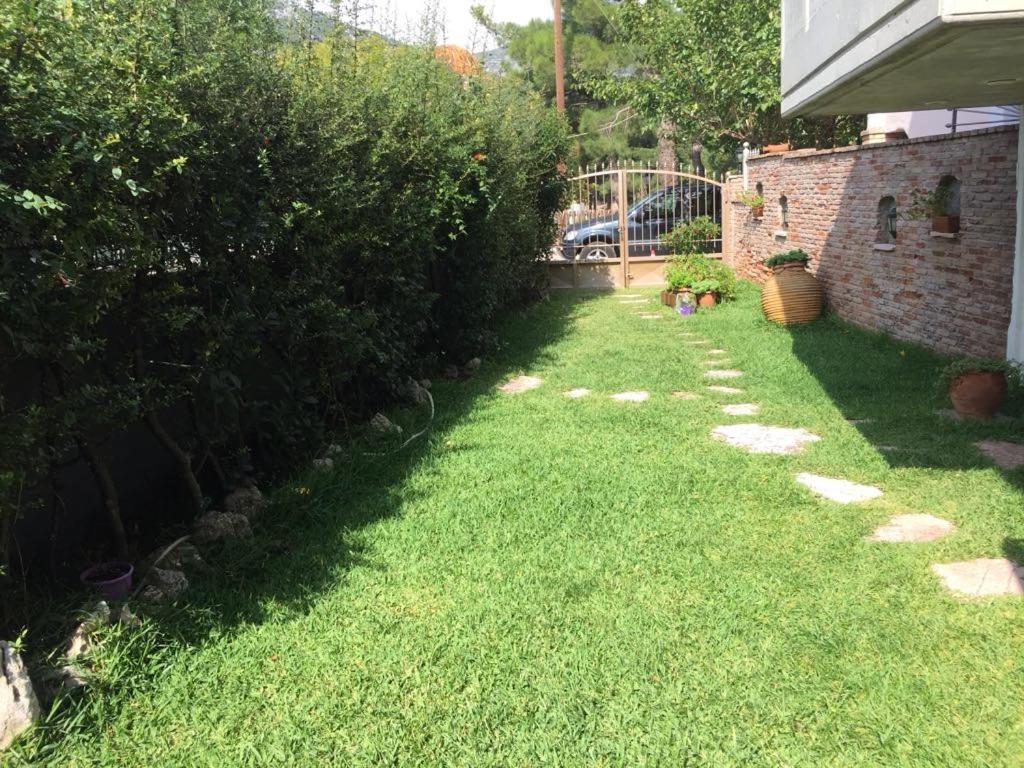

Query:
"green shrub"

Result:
[[665, 254, 737, 300], [765, 249, 811, 268], [664, 215, 721, 256], [938, 357, 1023, 393], [0, 0, 568, 568]]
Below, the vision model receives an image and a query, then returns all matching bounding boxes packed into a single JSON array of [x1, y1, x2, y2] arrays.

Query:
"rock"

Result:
[[370, 413, 402, 435], [419, 378, 431, 390], [156, 542, 207, 572], [326, 443, 344, 456], [443, 364, 460, 380], [66, 601, 111, 660], [1, 641, 39, 751], [406, 378, 430, 405], [114, 604, 142, 628], [462, 357, 482, 375], [192, 510, 252, 544], [311, 457, 334, 471], [223, 486, 267, 519], [141, 567, 188, 602]]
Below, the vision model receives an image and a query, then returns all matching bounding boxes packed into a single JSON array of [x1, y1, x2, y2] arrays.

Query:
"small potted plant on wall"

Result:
[[908, 186, 959, 234], [940, 357, 1020, 418], [737, 190, 765, 219], [760, 249, 824, 325]]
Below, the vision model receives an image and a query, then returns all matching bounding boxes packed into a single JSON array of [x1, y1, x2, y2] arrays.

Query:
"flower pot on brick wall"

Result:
[[761, 262, 823, 325], [764, 143, 791, 154], [932, 215, 960, 234]]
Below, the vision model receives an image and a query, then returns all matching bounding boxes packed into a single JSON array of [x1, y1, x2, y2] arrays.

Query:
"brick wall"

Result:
[[724, 126, 1018, 357]]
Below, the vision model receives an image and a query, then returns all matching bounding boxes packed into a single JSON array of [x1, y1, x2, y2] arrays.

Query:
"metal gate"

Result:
[[549, 163, 729, 289]]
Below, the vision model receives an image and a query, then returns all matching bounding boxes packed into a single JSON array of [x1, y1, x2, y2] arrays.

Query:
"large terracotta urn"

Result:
[[949, 371, 1007, 418], [761, 263, 823, 325]]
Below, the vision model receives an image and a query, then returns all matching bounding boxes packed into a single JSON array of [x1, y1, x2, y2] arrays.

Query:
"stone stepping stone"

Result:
[[611, 391, 649, 402], [846, 417, 874, 425], [708, 349, 727, 354], [702, 359, 731, 367], [636, 313, 661, 319], [795, 473, 882, 504], [869, 514, 954, 542], [722, 403, 760, 416], [708, 385, 744, 394], [685, 340, 709, 345], [932, 558, 1024, 598], [498, 375, 543, 394], [564, 388, 591, 399], [712, 424, 821, 454], [975, 440, 1024, 470], [619, 299, 647, 304], [705, 369, 743, 379], [671, 390, 699, 400]]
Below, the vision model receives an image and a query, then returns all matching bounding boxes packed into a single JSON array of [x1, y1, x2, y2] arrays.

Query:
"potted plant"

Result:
[[760, 249, 823, 325], [908, 186, 959, 233], [737, 190, 765, 219], [764, 142, 791, 154], [691, 279, 721, 307], [940, 357, 1020, 418], [81, 561, 134, 600]]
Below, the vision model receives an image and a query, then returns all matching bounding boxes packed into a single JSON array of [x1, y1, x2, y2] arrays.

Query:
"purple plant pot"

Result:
[[677, 304, 695, 316], [80, 561, 134, 600]]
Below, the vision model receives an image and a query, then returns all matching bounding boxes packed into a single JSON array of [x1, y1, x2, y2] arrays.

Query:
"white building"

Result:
[[781, 0, 1024, 360]]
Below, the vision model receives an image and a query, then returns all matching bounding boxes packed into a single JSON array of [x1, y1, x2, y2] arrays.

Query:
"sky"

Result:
[[368, 0, 553, 50]]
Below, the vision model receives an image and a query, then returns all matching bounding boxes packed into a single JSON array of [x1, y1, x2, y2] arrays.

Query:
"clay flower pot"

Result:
[[697, 292, 717, 308], [932, 215, 960, 234], [764, 142, 791, 153], [81, 561, 134, 600], [949, 370, 1007, 418], [761, 263, 823, 325], [750, 205, 764, 219]]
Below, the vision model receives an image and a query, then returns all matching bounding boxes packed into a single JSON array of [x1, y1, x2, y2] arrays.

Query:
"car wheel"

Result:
[[579, 241, 617, 261]]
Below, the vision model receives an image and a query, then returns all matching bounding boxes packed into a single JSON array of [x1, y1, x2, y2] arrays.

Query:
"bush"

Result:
[[0, 0, 568, 572], [765, 249, 810, 268], [665, 255, 737, 300], [664, 215, 721, 256]]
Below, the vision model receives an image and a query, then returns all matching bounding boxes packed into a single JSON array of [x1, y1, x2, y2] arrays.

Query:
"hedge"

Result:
[[0, 0, 567, 583]]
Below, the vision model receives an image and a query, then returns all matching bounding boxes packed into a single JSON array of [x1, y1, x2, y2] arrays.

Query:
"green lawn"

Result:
[[14, 284, 1024, 767]]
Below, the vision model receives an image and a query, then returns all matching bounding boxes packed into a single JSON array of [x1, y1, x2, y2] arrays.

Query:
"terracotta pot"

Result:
[[764, 143, 791, 153], [660, 290, 672, 306], [761, 264, 823, 324], [697, 292, 717, 308], [949, 370, 1007, 418], [932, 215, 960, 234], [751, 205, 764, 218]]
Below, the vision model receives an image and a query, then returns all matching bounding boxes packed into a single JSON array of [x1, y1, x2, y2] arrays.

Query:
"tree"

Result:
[[586, 0, 864, 161]]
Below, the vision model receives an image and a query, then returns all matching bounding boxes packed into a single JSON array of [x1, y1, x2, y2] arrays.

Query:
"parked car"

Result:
[[560, 181, 721, 260]]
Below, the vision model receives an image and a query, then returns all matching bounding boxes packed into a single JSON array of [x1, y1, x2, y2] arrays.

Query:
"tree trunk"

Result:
[[78, 439, 129, 560], [657, 119, 677, 170]]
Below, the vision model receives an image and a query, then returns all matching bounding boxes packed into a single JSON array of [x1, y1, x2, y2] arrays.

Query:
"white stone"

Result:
[[932, 558, 1024, 598], [722, 403, 760, 416], [707, 385, 744, 394], [869, 514, 954, 543], [685, 340, 709, 345], [708, 349, 727, 354], [499, 375, 543, 394], [671, 390, 699, 400], [564, 388, 591, 399], [1, 642, 39, 751], [795, 473, 883, 504], [611, 391, 649, 402], [705, 369, 743, 379], [224, 487, 266, 519], [712, 424, 821, 454], [193, 510, 253, 544], [636, 313, 661, 319]]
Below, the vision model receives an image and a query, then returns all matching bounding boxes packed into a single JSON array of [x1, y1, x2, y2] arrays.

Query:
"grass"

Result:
[[11, 283, 1024, 767]]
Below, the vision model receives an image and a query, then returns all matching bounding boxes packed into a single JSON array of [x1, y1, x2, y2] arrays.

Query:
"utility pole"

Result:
[[553, 0, 566, 112]]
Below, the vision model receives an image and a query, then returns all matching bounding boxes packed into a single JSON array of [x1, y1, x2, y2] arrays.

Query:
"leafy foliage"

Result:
[[586, 0, 864, 160], [664, 215, 721, 256], [765, 249, 811, 268], [938, 357, 1023, 392], [0, 0, 567, 571], [665, 254, 736, 300]]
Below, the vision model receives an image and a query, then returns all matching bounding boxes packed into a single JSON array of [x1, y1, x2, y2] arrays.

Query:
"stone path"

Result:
[[721, 403, 760, 416], [795, 473, 882, 504], [975, 440, 1024, 470], [685, 340, 709, 345], [637, 313, 661, 320], [932, 558, 1024, 598], [708, 349, 727, 354], [611, 391, 649, 402], [498, 375, 543, 394], [869, 514, 954, 542], [707, 385, 744, 394], [705, 369, 743, 379], [564, 388, 590, 399], [712, 424, 820, 454]]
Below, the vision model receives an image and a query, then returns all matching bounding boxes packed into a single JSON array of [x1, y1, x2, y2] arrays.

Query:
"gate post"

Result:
[[617, 168, 629, 288], [721, 179, 732, 263]]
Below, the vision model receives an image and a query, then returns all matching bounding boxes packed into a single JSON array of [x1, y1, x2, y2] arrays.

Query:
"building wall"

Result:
[[725, 126, 1018, 357]]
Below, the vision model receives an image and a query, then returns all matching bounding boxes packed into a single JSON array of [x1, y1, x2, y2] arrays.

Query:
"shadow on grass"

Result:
[[786, 314, 1024, 492], [131, 290, 607, 642]]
